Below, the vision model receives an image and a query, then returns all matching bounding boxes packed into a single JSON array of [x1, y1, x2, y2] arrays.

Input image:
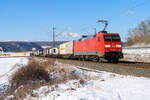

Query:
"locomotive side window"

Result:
[[112, 35, 121, 41], [98, 37, 100, 42]]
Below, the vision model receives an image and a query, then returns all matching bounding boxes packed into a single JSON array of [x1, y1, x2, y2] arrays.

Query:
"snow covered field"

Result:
[[1, 58, 150, 100], [24, 70, 150, 100], [24, 62, 150, 100], [0, 57, 28, 88]]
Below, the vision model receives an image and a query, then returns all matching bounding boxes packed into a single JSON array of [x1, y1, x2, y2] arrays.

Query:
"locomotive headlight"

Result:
[[116, 45, 121, 47], [105, 45, 111, 48]]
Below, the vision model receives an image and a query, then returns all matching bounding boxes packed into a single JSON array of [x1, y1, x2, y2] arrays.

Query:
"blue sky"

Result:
[[0, 0, 150, 42]]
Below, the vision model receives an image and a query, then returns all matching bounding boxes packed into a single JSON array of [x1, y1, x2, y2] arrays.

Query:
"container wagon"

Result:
[[59, 41, 74, 58]]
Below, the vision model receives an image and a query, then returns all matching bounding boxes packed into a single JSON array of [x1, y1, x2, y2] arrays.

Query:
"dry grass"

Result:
[[2, 58, 52, 100], [2, 58, 85, 100], [10, 59, 50, 88]]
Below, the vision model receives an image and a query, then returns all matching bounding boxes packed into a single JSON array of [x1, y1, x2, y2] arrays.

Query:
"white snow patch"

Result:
[[24, 63, 150, 100], [123, 48, 150, 62], [0, 57, 28, 86]]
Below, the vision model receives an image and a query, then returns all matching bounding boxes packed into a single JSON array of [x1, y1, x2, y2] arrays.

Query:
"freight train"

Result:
[[37, 31, 123, 63], [37, 21, 123, 63]]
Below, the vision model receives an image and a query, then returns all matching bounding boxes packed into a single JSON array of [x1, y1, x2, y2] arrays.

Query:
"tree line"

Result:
[[126, 19, 150, 46]]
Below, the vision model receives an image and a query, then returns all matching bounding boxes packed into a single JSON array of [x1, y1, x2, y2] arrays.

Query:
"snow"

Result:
[[123, 47, 150, 62], [24, 65, 150, 100], [1, 58, 150, 100], [0, 57, 28, 88], [0, 58, 27, 76]]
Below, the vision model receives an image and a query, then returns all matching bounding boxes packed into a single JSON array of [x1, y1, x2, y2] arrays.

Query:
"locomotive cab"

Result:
[[98, 33, 123, 62]]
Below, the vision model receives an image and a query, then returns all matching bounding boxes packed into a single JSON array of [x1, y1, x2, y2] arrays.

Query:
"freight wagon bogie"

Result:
[[75, 55, 99, 62]]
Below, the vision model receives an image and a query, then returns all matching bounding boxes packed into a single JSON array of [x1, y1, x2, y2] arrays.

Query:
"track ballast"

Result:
[[55, 58, 150, 78]]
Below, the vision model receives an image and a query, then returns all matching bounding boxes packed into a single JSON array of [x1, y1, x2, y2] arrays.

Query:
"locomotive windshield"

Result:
[[112, 35, 121, 41], [104, 35, 121, 42], [104, 35, 112, 41]]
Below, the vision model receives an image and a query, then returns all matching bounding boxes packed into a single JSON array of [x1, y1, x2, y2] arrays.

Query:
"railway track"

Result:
[[54, 58, 150, 78]]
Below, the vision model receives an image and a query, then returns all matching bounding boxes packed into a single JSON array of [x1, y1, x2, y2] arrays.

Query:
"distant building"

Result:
[[32, 48, 37, 56], [0, 47, 3, 52], [32, 48, 36, 51]]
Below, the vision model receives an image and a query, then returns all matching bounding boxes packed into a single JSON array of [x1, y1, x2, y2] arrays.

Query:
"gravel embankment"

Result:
[[57, 59, 150, 78]]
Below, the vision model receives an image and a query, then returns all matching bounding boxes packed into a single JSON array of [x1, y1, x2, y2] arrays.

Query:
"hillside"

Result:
[[0, 41, 65, 52]]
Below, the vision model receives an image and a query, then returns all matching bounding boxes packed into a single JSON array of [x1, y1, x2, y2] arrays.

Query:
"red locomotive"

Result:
[[74, 20, 123, 63], [74, 32, 123, 62]]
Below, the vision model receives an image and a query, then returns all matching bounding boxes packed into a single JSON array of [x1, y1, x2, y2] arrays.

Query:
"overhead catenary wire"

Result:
[[78, 0, 150, 35], [55, 27, 70, 37], [129, 0, 150, 9], [52, 0, 150, 41], [109, 0, 150, 21], [79, 0, 150, 34], [104, 0, 150, 41]]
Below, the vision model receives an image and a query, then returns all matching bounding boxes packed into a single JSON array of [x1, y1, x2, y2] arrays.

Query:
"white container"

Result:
[[59, 41, 74, 55]]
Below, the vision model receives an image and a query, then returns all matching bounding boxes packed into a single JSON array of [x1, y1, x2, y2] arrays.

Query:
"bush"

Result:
[[10, 59, 50, 88], [5, 58, 85, 100]]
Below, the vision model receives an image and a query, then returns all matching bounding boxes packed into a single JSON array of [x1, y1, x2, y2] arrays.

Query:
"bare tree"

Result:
[[126, 19, 150, 46]]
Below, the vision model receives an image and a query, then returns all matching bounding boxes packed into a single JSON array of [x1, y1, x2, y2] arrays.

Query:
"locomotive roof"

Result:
[[78, 33, 120, 41], [78, 35, 95, 41]]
